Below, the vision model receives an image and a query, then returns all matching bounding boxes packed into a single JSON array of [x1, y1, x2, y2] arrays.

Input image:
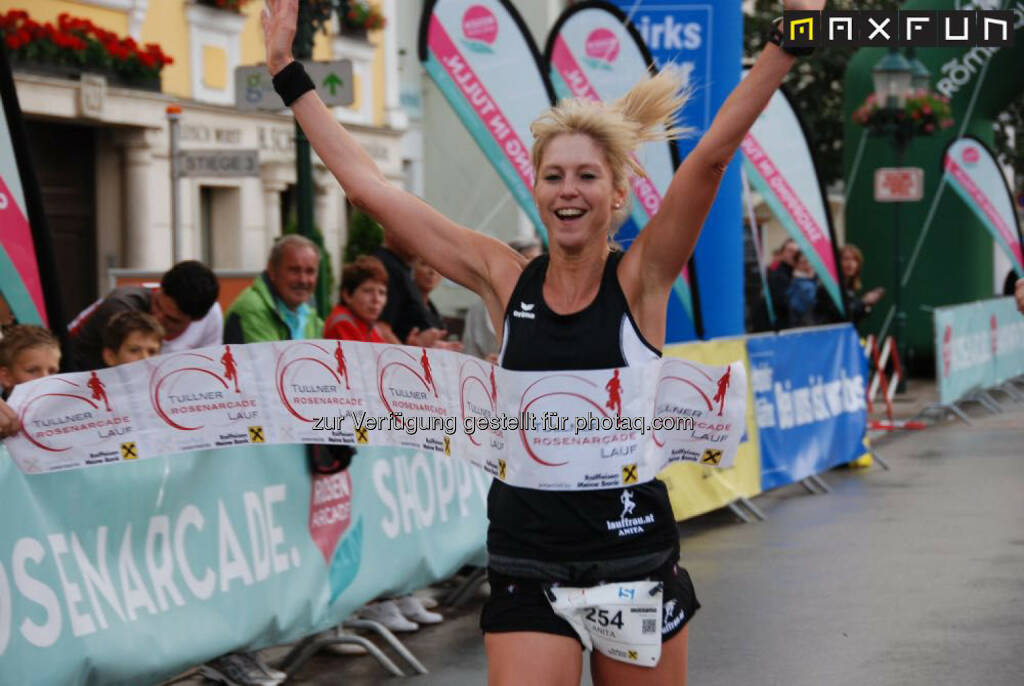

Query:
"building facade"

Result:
[[4, 0, 409, 321]]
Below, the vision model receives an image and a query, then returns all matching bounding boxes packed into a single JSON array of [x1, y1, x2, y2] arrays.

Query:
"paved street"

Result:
[[173, 399, 1023, 686]]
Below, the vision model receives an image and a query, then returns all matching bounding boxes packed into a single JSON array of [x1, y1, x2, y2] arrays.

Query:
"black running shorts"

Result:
[[480, 561, 699, 646]]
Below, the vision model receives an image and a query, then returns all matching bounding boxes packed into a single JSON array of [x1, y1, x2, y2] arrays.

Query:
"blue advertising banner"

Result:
[[0, 444, 488, 685], [746, 325, 868, 491], [610, 0, 744, 338]]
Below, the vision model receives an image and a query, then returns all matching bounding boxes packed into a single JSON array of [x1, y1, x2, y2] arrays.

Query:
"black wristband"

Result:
[[272, 60, 315, 106]]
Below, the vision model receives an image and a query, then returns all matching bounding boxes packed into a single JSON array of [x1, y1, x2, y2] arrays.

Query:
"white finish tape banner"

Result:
[[2, 341, 746, 489]]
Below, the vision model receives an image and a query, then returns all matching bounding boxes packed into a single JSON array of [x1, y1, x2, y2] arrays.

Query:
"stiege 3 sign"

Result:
[[4, 341, 747, 491]]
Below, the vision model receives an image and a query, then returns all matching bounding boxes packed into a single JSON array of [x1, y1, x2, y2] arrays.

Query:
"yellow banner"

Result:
[[659, 339, 762, 520]]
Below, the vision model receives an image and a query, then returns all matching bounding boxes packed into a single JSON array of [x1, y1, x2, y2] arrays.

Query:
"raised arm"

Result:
[[626, 1, 823, 295], [262, 0, 523, 309]]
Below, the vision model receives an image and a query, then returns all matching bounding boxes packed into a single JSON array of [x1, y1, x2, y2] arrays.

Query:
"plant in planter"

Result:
[[852, 89, 954, 137], [195, 0, 253, 13], [340, 0, 387, 36], [0, 9, 173, 89]]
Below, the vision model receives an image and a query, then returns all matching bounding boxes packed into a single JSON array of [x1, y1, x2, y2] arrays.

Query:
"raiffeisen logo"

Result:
[[461, 4, 498, 53], [961, 144, 980, 167], [584, 28, 620, 70]]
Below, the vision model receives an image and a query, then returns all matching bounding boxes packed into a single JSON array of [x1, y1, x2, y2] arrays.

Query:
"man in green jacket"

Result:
[[224, 235, 323, 343]]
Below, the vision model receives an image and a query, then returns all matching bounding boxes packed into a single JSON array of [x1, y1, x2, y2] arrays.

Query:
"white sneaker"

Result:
[[412, 590, 440, 609], [199, 653, 280, 686], [359, 600, 420, 632], [396, 595, 444, 624]]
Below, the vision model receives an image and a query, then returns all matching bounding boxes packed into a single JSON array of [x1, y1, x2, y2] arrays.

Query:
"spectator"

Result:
[[101, 312, 164, 367], [371, 235, 452, 348], [224, 235, 323, 344], [412, 257, 446, 330], [1, 324, 60, 399], [68, 260, 220, 370], [785, 251, 820, 328], [767, 238, 798, 327], [412, 258, 464, 352], [208, 235, 325, 685], [323, 256, 388, 343], [1015, 278, 1024, 314], [462, 239, 543, 360], [818, 243, 884, 326]]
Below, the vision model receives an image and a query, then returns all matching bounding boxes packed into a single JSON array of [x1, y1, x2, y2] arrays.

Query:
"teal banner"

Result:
[[0, 444, 488, 685], [934, 297, 1024, 406]]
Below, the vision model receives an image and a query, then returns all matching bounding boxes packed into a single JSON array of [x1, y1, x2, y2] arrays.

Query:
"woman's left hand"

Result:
[[261, 0, 298, 76]]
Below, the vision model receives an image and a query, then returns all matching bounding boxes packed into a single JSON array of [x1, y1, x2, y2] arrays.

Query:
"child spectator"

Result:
[[323, 255, 389, 343], [101, 311, 165, 367], [785, 251, 820, 328], [0, 325, 61, 399]]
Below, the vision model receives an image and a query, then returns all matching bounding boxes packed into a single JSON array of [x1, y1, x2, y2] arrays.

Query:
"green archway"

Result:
[[843, 0, 1023, 374]]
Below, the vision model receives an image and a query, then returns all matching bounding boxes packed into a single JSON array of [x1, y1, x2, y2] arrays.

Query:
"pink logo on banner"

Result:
[[584, 28, 619, 65], [462, 5, 498, 45], [961, 145, 980, 166], [309, 470, 353, 564]]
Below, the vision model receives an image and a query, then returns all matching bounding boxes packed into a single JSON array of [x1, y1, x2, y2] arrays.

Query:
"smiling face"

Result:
[[267, 245, 319, 310], [533, 133, 626, 252]]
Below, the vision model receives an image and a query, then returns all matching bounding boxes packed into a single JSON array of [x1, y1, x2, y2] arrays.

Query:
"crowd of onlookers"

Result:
[[1, 231, 1023, 684], [751, 238, 885, 331]]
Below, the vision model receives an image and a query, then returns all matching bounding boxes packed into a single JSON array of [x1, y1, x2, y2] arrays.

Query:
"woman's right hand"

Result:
[[863, 287, 885, 306], [0, 398, 20, 439], [261, 0, 298, 75]]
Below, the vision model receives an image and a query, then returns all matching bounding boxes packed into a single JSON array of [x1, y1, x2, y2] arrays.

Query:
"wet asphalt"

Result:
[[178, 402, 1024, 686]]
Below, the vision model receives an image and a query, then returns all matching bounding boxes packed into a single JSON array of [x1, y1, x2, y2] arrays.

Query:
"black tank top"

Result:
[[488, 252, 679, 569]]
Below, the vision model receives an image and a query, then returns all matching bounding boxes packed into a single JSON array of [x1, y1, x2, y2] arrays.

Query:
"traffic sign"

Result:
[[874, 167, 924, 202], [235, 60, 354, 111], [178, 149, 260, 177]]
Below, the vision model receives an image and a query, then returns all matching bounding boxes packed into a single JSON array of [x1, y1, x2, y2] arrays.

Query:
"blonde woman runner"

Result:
[[262, 1, 824, 683]]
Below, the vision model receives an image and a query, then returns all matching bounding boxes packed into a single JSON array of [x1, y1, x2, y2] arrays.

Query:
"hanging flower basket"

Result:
[[340, 0, 386, 37], [852, 89, 954, 136], [0, 9, 173, 91]]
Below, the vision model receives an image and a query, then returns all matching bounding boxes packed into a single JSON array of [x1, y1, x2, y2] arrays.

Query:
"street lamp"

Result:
[[905, 47, 931, 92], [870, 49, 916, 392]]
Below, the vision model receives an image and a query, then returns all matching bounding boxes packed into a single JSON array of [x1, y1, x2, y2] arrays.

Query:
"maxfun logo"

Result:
[[461, 4, 498, 53]]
